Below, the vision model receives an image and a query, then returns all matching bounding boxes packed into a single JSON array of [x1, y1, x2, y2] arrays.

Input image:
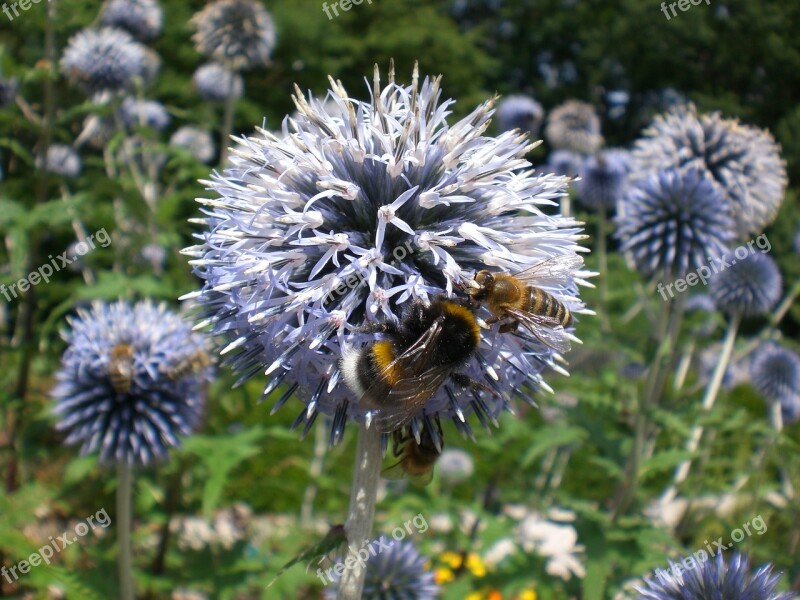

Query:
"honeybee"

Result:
[[163, 350, 211, 381], [383, 423, 443, 486], [464, 255, 583, 353], [108, 343, 135, 393], [340, 296, 494, 433]]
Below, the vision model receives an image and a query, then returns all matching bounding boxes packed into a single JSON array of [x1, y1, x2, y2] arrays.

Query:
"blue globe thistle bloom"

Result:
[[631, 104, 788, 238], [496, 95, 544, 138], [615, 168, 735, 279], [576, 150, 629, 211], [325, 541, 439, 600], [60, 27, 148, 95], [191, 0, 276, 71], [120, 97, 170, 131], [545, 149, 583, 178], [100, 0, 163, 41], [751, 343, 800, 407], [710, 252, 782, 317], [38, 144, 82, 177], [0, 76, 18, 107], [170, 126, 216, 163], [193, 62, 244, 103], [183, 65, 589, 446], [635, 552, 795, 600], [52, 301, 212, 466], [544, 100, 603, 154]]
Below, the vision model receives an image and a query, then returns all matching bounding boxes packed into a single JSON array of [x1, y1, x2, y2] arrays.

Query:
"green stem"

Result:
[[117, 462, 135, 600], [336, 425, 382, 600], [597, 211, 610, 332], [661, 312, 741, 504], [219, 64, 237, 166]]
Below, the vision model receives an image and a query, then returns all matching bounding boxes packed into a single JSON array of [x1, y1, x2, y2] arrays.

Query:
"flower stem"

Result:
[[219, 63, 237, 166], [336, 424, 382, 600], [117, 462, 135, 600], [597, 211, 611, 332], [661, 312, 741, 504]]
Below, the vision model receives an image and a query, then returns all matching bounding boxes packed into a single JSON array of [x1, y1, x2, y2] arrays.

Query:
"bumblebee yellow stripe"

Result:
[[442, 301, 481, 345]]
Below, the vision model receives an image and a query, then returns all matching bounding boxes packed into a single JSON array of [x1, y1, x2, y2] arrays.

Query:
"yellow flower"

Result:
[[466, 553, 487, 577], [441, 551, 464, 569], [518, 590, 537, 600], [465, 593, 484, 600], [435, 567, 455, 585]]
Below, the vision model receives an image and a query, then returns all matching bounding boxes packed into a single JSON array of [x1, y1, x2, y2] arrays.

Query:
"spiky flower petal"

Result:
[[631, 104, 787, 238], [38, 144, 82, 177], [545, 100, 603, 154], [751, 343, 800, 407], [193, 62, 244, 103], [576, 150, 629, 211], [615, 168, 734, 279], [171, 126, 216, 163], [61, 27, 148, 95], [710, 252, 781, 317], [191, 0, 276, 70], [52, 301, 212, 466], [635, 552, 795, 600], [325, 541, 439, 600], [184, 66, 588, 446], [496, 95, 544, 137], [100, 0, 163, 41]]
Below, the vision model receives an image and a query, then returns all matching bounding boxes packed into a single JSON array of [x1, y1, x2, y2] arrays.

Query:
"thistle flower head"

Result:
[[184, 65, 588, 445], [170, 126, 216, 163], [52, 301, 212, 467], [437, 448, 474, 484], [631, 104, 787, 238], [0, 76, 19, 107], [193, 62, 244, 103], [100, 0, 163, 41], [38, 144, 82, 177], [576, 149, 629, 211], [710, 252, 782, 317], [61, 27, 148, 95], [325, 541, 439, 600], [635, 552, 796, 600], [751, 343, 800, 407], [545, 100, 603, 154], [615, 168, 734, 280], [496, 94, 544, 137], [545, 149, 583, 177], [121, 97, 170, 131], [191, 0, 276, 71]]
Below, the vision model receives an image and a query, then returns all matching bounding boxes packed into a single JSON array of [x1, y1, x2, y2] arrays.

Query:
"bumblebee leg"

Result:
[[355, 321, 399, 335], [451, 373, 498, 397]]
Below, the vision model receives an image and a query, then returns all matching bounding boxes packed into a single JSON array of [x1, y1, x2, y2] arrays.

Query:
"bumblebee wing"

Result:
[[382, 458, 435, 486], [504, 306, 572, 353], [366, 366, 453, 433], [512, 255, 584, 285]]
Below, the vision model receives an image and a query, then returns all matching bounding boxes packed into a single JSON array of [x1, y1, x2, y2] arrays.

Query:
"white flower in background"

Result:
[[515, 510, 586, 580]]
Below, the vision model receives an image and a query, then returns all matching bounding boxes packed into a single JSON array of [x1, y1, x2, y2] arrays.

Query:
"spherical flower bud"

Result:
[[100, 0, 163, 41], [193, 62, 244, 103], [496, 95, 544, 138], [545, 100, 603, 154], [710, 252, 781, 317]]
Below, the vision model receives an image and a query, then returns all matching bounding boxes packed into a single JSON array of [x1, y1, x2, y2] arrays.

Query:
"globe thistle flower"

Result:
[[709, 252, 782, 317], [191, 0, 276, 71], [325, 541, 439, 600], [615, 168, 734, 279], [38, 144, 82, 177], [100, 0, 163, 41], [576, 150, 629, 211], [170, 126, 216, 163], [0, 76, 19, 107], [545, 149, 583, 177], [60, 27, 148, 95], [193, 62, 244, 103], [496, 95, 544, 137], [437, 448, 474, 484], [121, 97, 170, 131], [183, 65, 589, 446], [635, 552, 795, 600], [631, 105, 788, 238], [750, 343, 800, 406], [52, 301, 212, 466], [544, 100, 603, 154]]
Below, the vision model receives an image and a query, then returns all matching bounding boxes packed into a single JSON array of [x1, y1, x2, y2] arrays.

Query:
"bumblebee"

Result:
[[162, 350, 211, 381], [383, 423, 442, 486], [464, 254, 583, 353], [340, 296, 492, 433], [108, 343, 135, 393]]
